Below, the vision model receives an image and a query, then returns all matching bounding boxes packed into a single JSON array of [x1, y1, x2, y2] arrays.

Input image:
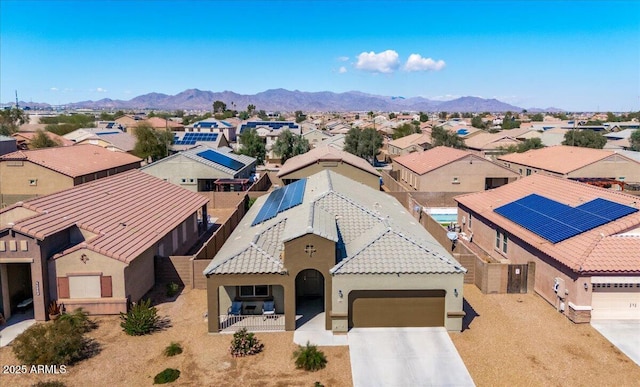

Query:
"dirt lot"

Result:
[[0, 288, 352, 387], [450, 284, 640, 386]]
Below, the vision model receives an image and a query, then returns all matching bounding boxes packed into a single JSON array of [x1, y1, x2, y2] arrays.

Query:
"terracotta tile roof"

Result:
[[13, 131, 75, 147], [455, 174, 640, 273], [497, 145, 639, 175], [393, 146, 470, 175], [388, 133, 432, 150], [94, 132, 137, 152], [0, 144, 142, 177], [277, 145, 380, 177], [0, 170, 208, 263], [145, 117, 184, 129], [463, 132, 521, 150]]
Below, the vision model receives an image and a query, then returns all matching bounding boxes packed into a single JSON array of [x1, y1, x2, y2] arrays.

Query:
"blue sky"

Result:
[[1, 0, 639, 111]]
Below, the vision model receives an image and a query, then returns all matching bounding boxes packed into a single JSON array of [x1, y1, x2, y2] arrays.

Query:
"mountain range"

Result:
[[16, 89, 563, 113]]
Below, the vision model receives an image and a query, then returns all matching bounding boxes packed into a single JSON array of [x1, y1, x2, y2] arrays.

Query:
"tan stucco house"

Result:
[[455, 174, 640, 322], [387, 133, 432, 158], [277, 145, 381, 189], [392, 146, 520, 192], [497, 145, 640, 183], [204, 170, 466, 334], [0, 170, 209, 322], [0, 144, 142, 206]]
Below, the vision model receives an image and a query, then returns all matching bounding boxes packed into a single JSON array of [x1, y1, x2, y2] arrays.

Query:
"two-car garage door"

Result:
[[591, 283, 640, 320], [349, 289, 445, 328]]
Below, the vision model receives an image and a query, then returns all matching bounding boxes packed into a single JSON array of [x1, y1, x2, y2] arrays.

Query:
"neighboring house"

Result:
[[0, 145, 142, 206], [455, 174, 640, 322], [387, 133, 432, 158], [74, 132, 137, 153], [204, 170, 467, 333], [141, 145, 256, 192], [146, 117, 185, 132], [0, 170, 209, 321], [604, 129, 638, 150], [497, 145, 640, 183], [171, 131, 229, 152], [463, 132, 521, 159], [277, 145, 381, 189], [316, 133, 346, 151], [0, 135, 17, 156], [64, 128, 127, 143], [302, 129, 332, 148], [238, 121, 301, 160], [392, 146, 520, 192], [115, 115, 145, 132], [185, 119, 236, 142], [12, 132, 74, 150]]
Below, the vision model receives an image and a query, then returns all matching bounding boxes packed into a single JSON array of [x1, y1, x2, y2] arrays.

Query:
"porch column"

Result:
[[284, 280, 296, 331], [0, 264, 10, 320], [207, 278, 220, 333]]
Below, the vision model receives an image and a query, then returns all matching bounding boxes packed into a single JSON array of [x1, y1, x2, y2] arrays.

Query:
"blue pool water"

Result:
[[430, 214, 458, 223]]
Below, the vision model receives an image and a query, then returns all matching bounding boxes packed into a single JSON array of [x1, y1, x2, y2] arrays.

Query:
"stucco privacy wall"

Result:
[[280, 161, 380, 190], [332, 273, 465, 332]]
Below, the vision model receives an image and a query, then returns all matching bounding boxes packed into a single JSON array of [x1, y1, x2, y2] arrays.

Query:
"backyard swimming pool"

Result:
[[425, 208, 458, 224]]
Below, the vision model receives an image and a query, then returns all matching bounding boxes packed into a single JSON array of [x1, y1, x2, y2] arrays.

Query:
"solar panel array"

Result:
[[194, 122, 219, 129], [196, 149, 245, 171], [240, 121, 299, 133], [251, 179, 307, 226], [494, 194, 638, 243], [174, 132, 219, 145]]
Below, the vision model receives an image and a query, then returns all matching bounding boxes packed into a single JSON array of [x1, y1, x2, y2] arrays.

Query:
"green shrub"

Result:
[[13, 319, 85, 365], [164, 342, 183, 357], [166, 282, 179, 298], [229, 327, 264, 357], [58, 308, 94, 333], [33, 381, 66, 387], [120, 299, 160, 336], [153, 368, 180, 384], [314, 383, 325, 387], [293, 342, 327, 371]]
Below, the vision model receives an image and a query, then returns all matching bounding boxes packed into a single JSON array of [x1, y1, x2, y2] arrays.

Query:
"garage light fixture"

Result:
[[583, 283, 589, 291], [338, 290, 343, 299], [454, 288, 458, 297]]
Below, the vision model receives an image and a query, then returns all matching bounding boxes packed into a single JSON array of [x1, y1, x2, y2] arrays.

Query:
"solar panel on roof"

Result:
[[494, 194, 638, 244], [251, 179, 307, 226], [196, 149, 245, 171]]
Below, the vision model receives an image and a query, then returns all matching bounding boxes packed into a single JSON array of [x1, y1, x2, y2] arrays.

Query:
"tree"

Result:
[[213, 100, 227, 114], [295, 110, 306, 123], [238, 111, 250, 120], [0, 108, 28, 135], [630, 130, 640, 151], [471, 116, 486, 129], [272, 130, 309, 163], [431, 126, 466, 149], [30, 130, 61, 148], [501, 112, 521, 129], [388, 112, 396, 120], [530, 113, 544, 122], [450, 112, 460, 119], [501, 138, 544, 154], [257, 110, 269, 121], [99, 111, 117, 121], [247, 104, 256, 116], [419, 112, 429, 122], [133, 123, 174, 162], [392, 123, 420, 139], [344, 127, 382, 165], [562, 130, 606, 149], [438, 111, 448, 120], [238, 128, 266, 164], [174, 110, 185, 118]]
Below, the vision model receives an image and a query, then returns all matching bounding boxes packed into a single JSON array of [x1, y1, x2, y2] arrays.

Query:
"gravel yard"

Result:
[[450, 284, 640, 386], [0, 288, 352, 387]]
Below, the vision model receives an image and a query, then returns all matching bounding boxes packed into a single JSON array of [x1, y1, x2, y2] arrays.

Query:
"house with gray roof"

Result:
[[141, 145, 256, 192], [204, 170, 466, 334]]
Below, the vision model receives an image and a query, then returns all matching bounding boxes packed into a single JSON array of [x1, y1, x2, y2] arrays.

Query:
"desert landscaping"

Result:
[[1, 283, 639, 386]]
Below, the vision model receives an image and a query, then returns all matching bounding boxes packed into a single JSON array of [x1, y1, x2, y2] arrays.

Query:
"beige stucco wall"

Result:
[[568, 155, 640, 182], [279, 161, 380, 190], [331, 273, 465, 331], [394, 155, 519, 192], [124, 246, 156, 302], [0, 160, 74, 201]]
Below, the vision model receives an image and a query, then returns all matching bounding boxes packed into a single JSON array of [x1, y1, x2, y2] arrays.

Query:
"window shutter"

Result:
[[57, 277, 70, 298], [101, 276, 113, 297]]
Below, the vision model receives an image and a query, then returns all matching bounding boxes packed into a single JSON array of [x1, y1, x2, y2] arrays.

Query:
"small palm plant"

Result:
[[293, 341, 327, 371]]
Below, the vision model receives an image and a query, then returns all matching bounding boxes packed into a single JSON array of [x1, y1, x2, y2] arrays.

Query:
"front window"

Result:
[[496, 230, 501, 248], [502, 233, 508, 254], [239, 285, 269, 298]]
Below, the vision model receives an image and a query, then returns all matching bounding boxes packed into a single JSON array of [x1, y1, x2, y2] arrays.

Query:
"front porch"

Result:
[[218, 313, 285, 332]]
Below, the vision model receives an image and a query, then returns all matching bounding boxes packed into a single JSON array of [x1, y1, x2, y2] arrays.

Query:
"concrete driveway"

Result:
[[591, 320, 640, 366], [348, 327, 475, 387]]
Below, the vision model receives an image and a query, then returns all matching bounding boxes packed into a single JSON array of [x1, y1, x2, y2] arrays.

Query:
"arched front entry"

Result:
[[295, 269, 325, 307]]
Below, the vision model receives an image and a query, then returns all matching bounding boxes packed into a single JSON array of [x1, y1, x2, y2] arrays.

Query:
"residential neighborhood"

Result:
[[1, 1, 639, 386]]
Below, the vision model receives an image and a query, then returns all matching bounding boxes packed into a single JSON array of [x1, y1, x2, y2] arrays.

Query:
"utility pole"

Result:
[[15, 90, 19, 109]]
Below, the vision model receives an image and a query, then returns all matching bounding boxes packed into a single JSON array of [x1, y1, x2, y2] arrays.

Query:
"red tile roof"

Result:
[[393, 146, 471, 175], [455, 174, 640, 273], [145, 117, 184, 129], [497, 145, 637, 174], [0, 144, 142, 177], [388, 133, 432, 149], [277, 145, 380, 177], [13, 132, 75, 147], [0, 170, 208, 263]]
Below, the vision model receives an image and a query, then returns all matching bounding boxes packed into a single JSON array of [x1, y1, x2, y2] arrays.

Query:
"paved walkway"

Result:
[[349, 327, 475, 387], [0, 310, 35, 347], [293, 297, 347, 346], [591, 320, 640, 366]]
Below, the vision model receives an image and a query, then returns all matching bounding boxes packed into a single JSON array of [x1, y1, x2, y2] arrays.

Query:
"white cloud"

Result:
[[96, 87, 107, 93], [430, 94, 460, 101], [339, 66, 347, 74], [404, 54, 446, 72], [337, 56, 349, 62], [50, 87, 59, 91], [355, 50, 400, 73]]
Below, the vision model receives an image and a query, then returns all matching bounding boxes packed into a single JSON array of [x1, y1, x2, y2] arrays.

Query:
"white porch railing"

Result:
[[218, 314, 285, 332]]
